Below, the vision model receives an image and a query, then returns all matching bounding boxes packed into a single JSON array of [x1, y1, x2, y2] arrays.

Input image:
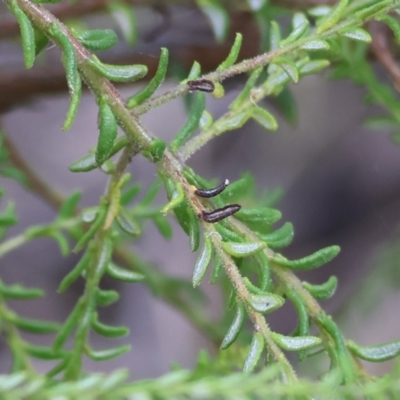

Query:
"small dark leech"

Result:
[[194, 179, 229, 198], [187, 79, 215, 93], [201, 204, 241, 223]]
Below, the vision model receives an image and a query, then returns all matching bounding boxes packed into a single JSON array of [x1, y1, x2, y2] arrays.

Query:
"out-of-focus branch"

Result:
[[369, 20, 400, 91], [0, 0, 336, 40]]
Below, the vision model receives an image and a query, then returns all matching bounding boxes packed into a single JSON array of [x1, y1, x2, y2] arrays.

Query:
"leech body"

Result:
[[201, 204, 241, 223], [187, 79, 215, 93], [194, 179, 229, 198]]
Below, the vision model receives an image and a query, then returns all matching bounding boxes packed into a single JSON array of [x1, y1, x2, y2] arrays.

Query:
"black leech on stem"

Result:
[[201, 204, 241, 223], [187, 79, 215, 93], [194, 179, 229, 198]]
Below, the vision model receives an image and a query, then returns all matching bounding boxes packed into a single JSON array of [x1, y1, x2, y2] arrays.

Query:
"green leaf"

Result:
[[192, 238, 213, 287], [127, 48, 169, 108], [108, 1, 137, 44], [58, 192, 81, 220], [317, 0, 348, 34], [213, 110, 252, 136], [348, 339, 400, 362], [85, 345, 131, 361], [96, 97, 118, 167], [95, 289, 120, 307], [91, 313, 129, 338], [217, 33, 243, 71], [377, 15, 400, 43], [107, 263, 144, 283], [299, 59, 330, 75], [170, 92, 205, 152], [259, 222, 294, 249], [220, 301, 245, 349], [269, 21, 281, 51], [26, 345, 65, 360], [188, 211, 200, 252], [235, 207, 282, 225], [186, 61, 201, 81], [197, 0, 229, 42], [243, 332, 264, 372], [246, 0, 266, 12], [10, 1, 35, 68], [303, 276, 338, 300], [230, 68, 263, 111], [301, 40, 330, 50], [152, 214, 173, 239], [89, 57, 148, 82], [161, 183, 185, 214], [340, 28, 372, 43], [252, 107, 279, 131], [273, 57, 299, 83], [0, 203, 18, 227], [215, 224, 243, 242], [0, 284, 43, 300], [248, 293, 284, 313], [199, 110, 214, 130], [58, 245, 93, 293], [116, 208, 140, 236], [222, 241, 266, 258], [272, 245, 340, 270], [74, 29, 118, 51], [280, 13, 309, 47], [69, 136, 129, 173], [50, 231, 70, 256], [14, 317, 59, 334], [272, 333, 322, 351]]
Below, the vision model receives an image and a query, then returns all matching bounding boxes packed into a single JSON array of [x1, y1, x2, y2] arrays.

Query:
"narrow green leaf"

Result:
[[272, 245, 340, 270], [14, 317, 59, 334], [73, 206, 107, 253], [213, 110, 252, 136], [58, 192, 81, 220], [273, 57, 299, 83], [252, 107, 279, 131], [58, 247, 92, 293], [317, 0, 348, 34], [161, 183, 185, 214], [301, 40, 330, 50], [222, 241, 266, 258], [143, 138, 166, 163], [248, 293, 284, 313], [74, 29, 118, 51], [192, 237, 213, 287], [188, 211, 200, 252], [364, 116, 399, 131], [200, 110, 214, 130], [85, 345, 131, 361], [280, 13, 309, 47], [377, 15, 400, 43], [235, 207, 282, 225], [26, 345, 65, 360], [96, 97, 118, 167], [269, 21, 281, 50], [69, 136, 129, 173], [230, 68, 262, 111], [127, 48, 169, 108], [88, 57, 148, 83], [303, 276, 338, 300], [198, 0, 229, 42], [221, 301, 245, 349], [215, 224, 242, 242], [299, 59, 330, 75], [120, 183, 141, 205], [272, 333, 322, 351], [10, 1, 35, 68], [107, 263, 144, 283], [95, 289, 120, 307], [170, 92, 205, 152], [152, 214, 173, 239], [217, 33, 242, 71], [116, 208, 140, 236], [108, 1, 137, 44], [210, 256, 223, 284], [246, 0, 266, 11], [340, 28, 372, 43], [91, 313, 129, 338], [186, 61, 201, 81], [0, 284, 43, 300], [348, 340, 400, 362], [259, 222, 294, 249], [50, 231, 70, 256], [53, 300, 83, 351], [243, 332, 264, 372]]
